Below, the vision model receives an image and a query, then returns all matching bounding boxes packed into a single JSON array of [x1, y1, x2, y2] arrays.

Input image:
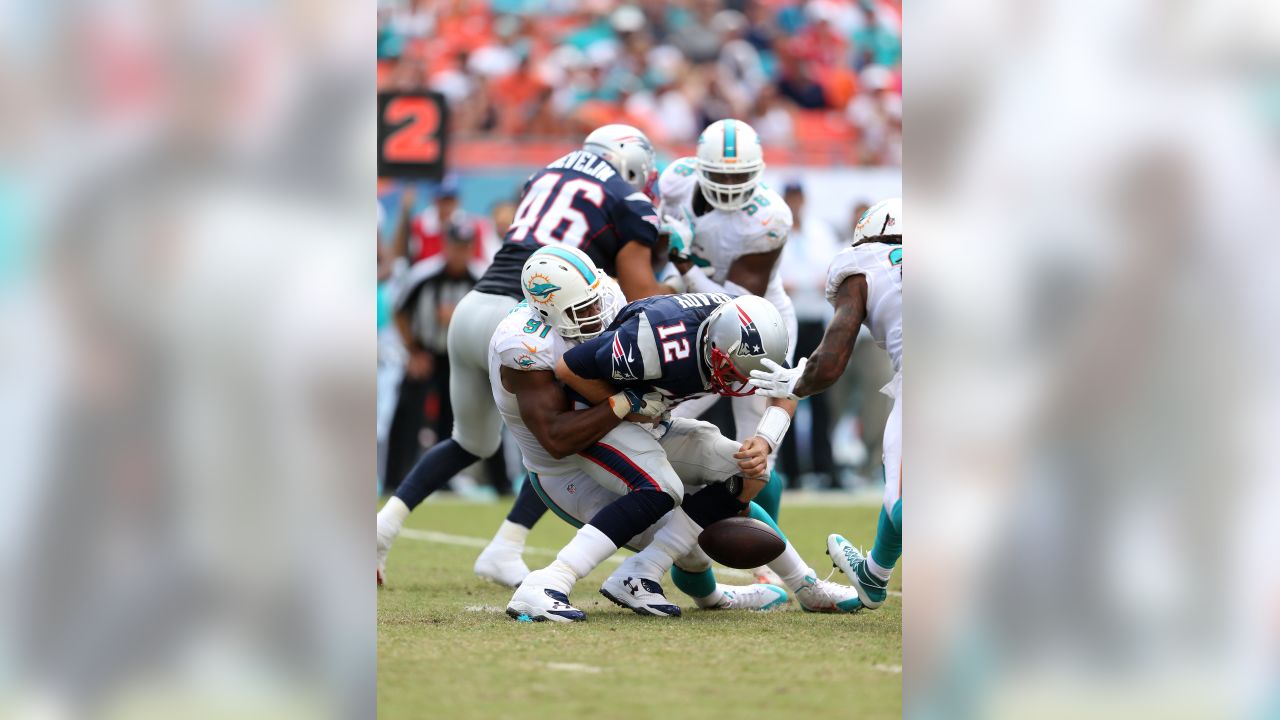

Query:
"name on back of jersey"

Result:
[[545, 150, 617, 183], [673, 292, 732, 309]]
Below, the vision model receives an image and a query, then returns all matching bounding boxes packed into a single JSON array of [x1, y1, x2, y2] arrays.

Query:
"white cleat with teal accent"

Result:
[[827, 534, 888, 609], [506, 584, 587, 623], [707, 583, 789, 611], [795, 574, 863, 613]]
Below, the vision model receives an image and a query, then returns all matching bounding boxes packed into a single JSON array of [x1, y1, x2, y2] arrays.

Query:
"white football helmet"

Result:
[[583, 124, 658, 198], [695, 119, 765, 211], [521, 245, 619, 340], [701, 295, 789, 396], [853, 197, 902, 245]]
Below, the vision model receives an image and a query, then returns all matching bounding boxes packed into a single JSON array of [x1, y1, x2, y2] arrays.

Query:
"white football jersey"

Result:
[[488, 301, 579, 476], [825, 242, 903, 373], [657, 157, 793, 317]]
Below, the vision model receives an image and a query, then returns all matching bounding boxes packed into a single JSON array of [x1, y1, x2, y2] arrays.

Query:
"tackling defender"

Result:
[[509, 288, 862, 620], [377, 125, 674, 587], [749, 198, 903, 611], [493, 246, 791, 617]]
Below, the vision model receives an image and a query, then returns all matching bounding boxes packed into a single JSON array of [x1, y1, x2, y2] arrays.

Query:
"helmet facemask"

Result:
[[556, 288, 619, 341], [707, 345, 757, 396], [696, 163, 763, 211]]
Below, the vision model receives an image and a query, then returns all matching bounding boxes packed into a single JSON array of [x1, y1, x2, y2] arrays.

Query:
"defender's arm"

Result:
[[502, 366, 622, 459], [798, 274, 868, 396]]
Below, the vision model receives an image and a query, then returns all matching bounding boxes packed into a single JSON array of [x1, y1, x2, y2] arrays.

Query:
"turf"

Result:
[[378, 496, 901, 719]]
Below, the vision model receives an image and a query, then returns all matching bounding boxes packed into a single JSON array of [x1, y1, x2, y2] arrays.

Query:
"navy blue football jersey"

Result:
[[471, 150, 660, 299], [562, 292, 737, 404]]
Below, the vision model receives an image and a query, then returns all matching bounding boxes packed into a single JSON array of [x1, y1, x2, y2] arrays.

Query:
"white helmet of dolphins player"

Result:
[[583, 124, 658, 198], [852, 197, 902, 245], [521, 245, 620, 340], [701, 295, 789, 397], [695, 119, 765, 211]]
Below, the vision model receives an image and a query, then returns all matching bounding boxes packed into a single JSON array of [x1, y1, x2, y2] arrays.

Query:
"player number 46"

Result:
[[657, 322, 689, 362]]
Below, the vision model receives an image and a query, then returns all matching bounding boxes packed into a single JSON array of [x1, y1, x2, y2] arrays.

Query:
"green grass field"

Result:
[[378, 495, 901, 719]]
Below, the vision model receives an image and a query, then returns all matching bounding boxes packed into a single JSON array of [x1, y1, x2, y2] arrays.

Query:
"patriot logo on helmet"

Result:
[[734, 304, 765, 357]]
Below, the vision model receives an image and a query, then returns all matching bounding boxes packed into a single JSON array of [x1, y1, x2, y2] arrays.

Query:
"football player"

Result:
[[508, 289, 863, 620], [493, 246, 792, 619], [377, 125, 675, 587], [655, 119, 796, 581], [749, 198, 902, 611]]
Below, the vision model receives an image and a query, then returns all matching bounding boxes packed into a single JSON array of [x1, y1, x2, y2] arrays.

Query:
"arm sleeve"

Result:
[[562, 332, 615, 381], [613, 191, 660, 248]]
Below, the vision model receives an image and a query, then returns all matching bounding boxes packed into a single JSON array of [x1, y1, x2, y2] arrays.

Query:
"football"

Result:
[[698, 516, 787, 569]]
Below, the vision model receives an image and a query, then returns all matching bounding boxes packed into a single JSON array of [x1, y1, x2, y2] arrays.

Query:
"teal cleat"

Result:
[[827, 534, 888, 609]]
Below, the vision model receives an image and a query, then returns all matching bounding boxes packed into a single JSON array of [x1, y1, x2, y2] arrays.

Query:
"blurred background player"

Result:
[[750, 197, 902, 610], [377, 125, 676, 586]]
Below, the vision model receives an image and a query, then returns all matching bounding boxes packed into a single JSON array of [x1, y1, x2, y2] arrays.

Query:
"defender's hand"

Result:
[[748, 357, 806, 400], [662, 214, 693, 263], [734, 436, 771, 479]]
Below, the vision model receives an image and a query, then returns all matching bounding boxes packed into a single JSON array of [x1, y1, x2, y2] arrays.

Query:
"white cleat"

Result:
[[705, 583, 789, 611], [506, 583, 586, 623], [827, 534, 889, 609], [376, 521, 398, 587], [473, 539, 530, 588], [753, 565, 786, 587], [795, 574, 864, 614], [600, 575, 682, 617]]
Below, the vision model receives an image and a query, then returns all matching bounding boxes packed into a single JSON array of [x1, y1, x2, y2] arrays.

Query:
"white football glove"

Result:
[[747, 357, 807, 400], [661, 214, 693, 263]]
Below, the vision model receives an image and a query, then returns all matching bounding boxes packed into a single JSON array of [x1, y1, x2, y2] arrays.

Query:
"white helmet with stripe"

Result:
[[521, 245, 619, 340], [853, 197, 902, 245], [583, 124, 658, 198], [696, 119, 765, 211], [701, 295, 788, 396]]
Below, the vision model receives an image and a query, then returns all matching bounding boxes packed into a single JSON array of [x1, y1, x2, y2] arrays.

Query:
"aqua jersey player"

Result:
[[749, 198, 903, 611]]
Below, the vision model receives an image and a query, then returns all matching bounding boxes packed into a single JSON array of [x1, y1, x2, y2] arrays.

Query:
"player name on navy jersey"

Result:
[[563, 293, 733, 403], [472, 151, 658, 299]]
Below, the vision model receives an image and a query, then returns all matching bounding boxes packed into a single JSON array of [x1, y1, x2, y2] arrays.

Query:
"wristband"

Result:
[[608, 390, 636, 419], [754, 405, 791, 451]]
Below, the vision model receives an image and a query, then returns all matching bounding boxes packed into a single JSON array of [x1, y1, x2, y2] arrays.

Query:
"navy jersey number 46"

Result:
[[471, 150, 660, 299]]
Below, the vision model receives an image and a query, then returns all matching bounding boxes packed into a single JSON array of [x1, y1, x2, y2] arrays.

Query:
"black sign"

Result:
[[378, 91, 448, 179]]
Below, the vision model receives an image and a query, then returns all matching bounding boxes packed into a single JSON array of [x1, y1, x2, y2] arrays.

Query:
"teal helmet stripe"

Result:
[[539, 245, 596, 284], [723, 121, 737, 158]]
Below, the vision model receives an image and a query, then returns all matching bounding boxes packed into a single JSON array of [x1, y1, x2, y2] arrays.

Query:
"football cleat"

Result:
[[473, 539, 530, 588], [827, 533, 888, 609], [705, 583, 789, 612], [506, 585, 587, 623], [376, 521, 397, 587], [600, 575, 682, 617], [753, 565, 785, 587], [795, 574, 863, 613]]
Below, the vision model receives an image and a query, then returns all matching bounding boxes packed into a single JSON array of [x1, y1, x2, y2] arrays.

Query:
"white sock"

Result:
[[691, 581, 725, 609], [533, 524, 618, 594], [866, 554, 894, 582], [377, 497, 409, 538], [493, 520, 530, 549], [615, 509, 701, 581], [768, 542, 815, 592]]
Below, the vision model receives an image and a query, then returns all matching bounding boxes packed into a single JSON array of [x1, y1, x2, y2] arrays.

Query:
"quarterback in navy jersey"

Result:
[[560, 292, 791, 406]]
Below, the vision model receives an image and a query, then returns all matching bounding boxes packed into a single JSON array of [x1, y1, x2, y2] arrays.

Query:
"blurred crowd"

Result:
[[377, 0, 902, 164], [376, 174, 893, 497]]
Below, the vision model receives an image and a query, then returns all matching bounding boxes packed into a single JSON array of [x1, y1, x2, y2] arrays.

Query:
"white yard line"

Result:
[[545, 662, 602, 674]]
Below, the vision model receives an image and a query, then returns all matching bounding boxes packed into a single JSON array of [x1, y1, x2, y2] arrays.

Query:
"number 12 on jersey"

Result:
[[657, 322, 689, 362]]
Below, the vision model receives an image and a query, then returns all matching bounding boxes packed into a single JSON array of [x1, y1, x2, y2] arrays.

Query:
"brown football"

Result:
[[698, 516, 786, 569]]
